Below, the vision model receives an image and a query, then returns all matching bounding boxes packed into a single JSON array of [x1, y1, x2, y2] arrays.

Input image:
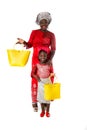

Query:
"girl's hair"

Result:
[[39, 49, 47, 55]]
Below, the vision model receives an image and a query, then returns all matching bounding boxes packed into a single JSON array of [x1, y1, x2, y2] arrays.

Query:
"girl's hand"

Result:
[[49, 73, 55, 78], [38, 78, 41, 82], [16, 38, 24, 44]]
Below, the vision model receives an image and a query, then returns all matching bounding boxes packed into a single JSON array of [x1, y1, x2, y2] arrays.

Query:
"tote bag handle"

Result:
[[13, 43, 26, 50]]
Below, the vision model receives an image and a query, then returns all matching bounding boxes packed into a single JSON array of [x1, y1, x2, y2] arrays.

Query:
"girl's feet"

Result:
[[32, 103, 38, 112], [46, 112, 50, 117], [40, 111, 45, 117], [40, 111, 50, 117]]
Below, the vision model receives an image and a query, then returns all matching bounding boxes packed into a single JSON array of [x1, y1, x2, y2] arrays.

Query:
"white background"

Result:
[[0, 0, 87, 130]]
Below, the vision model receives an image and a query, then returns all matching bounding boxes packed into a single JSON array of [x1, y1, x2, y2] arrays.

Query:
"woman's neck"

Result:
[[40, 29, 48, 32]]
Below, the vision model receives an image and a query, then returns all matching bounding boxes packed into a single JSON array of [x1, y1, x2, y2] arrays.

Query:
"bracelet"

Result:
[[23, 41, 27, 45]]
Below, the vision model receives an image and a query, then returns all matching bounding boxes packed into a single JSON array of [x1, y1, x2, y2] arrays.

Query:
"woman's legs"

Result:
[[31, 56, 39, 111], [31, 78, 38, 111]]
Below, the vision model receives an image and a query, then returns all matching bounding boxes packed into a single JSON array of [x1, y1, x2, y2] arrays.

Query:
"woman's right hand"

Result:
[[16, 38, 24, 44]]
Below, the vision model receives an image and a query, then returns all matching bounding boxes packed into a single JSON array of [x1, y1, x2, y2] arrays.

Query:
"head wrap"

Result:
[[36, 12, 52, 25]]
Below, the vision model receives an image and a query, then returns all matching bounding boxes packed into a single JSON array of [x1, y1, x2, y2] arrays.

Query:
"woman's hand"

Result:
[[16, 38, 25, 44], [46, 59, 52, 65]]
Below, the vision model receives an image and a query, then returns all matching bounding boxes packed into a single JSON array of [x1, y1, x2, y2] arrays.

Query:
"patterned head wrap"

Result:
[[36, 12, 52, 25]]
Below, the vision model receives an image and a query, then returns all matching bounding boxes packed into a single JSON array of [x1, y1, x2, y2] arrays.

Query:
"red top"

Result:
[[27, 29, 56, 64], [31, 63, 53, 78]]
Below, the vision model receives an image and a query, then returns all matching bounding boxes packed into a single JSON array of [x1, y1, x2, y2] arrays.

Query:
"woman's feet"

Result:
[[32, 103, 38, 112]]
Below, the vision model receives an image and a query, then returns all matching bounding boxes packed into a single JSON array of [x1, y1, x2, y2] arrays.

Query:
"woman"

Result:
[[16, 12, 56, 112]]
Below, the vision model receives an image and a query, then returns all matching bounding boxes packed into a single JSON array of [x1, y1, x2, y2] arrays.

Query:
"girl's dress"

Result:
[[27, 29, 56, 103], [31, 63, 53, 103], [38, 78, 51, 104]]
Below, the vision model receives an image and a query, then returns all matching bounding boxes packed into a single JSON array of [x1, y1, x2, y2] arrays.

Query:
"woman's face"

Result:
[[40, 19, 49, 31]]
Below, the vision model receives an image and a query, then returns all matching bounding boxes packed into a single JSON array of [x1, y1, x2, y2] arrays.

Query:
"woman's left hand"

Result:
[[46, 59, 52, 65]]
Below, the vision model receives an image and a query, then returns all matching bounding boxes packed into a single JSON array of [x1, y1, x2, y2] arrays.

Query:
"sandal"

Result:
[[40, 111, 45, 117], [46, 112, 50, 117], [32, 103, 38, 112]]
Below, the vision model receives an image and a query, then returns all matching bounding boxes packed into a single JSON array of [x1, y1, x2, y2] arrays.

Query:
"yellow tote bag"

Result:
[[44, 82, 61, 100], [7, 49, 31, 66]]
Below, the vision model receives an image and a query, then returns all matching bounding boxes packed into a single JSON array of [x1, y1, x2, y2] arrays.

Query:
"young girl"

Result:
[[31, 49, 54, 117]]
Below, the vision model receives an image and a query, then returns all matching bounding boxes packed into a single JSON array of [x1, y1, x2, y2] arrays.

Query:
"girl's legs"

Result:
[[46, 103, 50, 117], [41, 103, 45, 111], [40, 103, 45, 117], [40, 103, 50, 117]]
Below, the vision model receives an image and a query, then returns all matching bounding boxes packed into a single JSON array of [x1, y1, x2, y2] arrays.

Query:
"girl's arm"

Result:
[[32, 74, 41, 82], [31, 65, 41, 82]]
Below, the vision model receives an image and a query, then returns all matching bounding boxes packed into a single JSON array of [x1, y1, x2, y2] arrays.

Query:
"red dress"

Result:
[[27, 29, 56, 103]]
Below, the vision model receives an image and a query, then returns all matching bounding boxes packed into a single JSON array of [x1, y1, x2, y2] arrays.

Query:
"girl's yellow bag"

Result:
[[7, 49, 31, 66], [44, 83, 61, 100]]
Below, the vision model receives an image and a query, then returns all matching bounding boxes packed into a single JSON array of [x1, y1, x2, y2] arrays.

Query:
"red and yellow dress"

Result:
[[27, 29, 56, 103]]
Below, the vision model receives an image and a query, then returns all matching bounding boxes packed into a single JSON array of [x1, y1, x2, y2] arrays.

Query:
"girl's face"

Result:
[[40, 19, 49, 31], [39, 51, 47, 63]]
